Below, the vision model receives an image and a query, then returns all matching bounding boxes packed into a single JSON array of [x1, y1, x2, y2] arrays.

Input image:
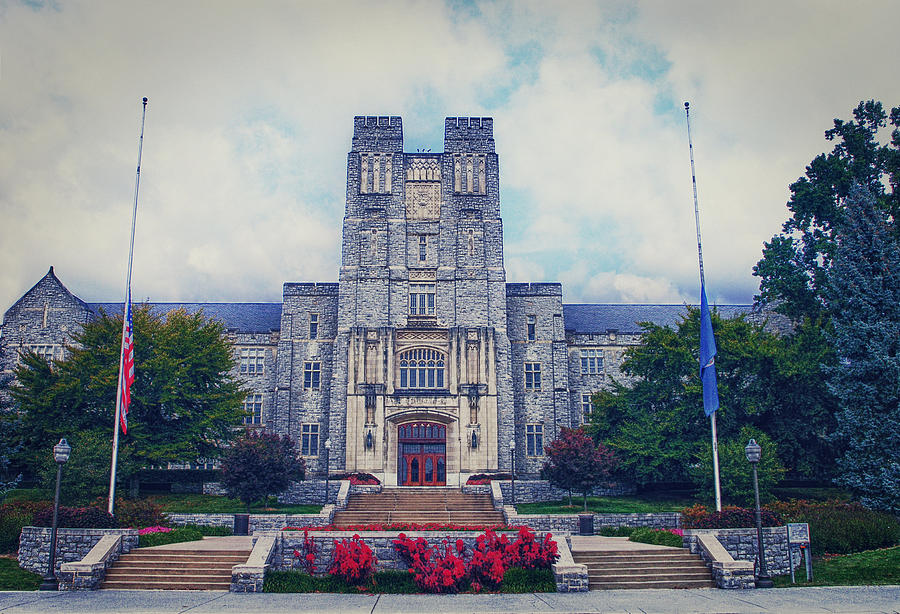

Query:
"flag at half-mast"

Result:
[[119, 290, 134, 434], [699, 283, 719, 417]]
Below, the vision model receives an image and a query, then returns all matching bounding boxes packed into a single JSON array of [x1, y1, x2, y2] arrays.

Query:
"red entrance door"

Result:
[[398, 422, 446, 486]]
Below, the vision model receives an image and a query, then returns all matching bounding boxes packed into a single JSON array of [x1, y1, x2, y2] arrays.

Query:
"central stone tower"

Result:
[[329, 116, 515, 485]]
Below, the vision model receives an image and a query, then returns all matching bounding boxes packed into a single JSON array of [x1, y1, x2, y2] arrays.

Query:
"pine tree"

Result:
[[824, 184, 900, 513]]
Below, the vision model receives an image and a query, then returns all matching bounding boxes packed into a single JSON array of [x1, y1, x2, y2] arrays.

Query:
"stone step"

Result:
[[106, 566, 234, 577], [589, 579, 716, 590], [588, 570, 714, 581], [583, 560, 709, 571], [101, 579, 232, 590]]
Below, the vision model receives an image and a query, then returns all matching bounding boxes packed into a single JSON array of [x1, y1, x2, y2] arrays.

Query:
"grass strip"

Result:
[[148, 494, 321, 515], [773, 547, 900, 587], [0, 558, 42, 591]]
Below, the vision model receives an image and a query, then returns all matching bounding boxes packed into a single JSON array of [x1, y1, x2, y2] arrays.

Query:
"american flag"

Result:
[[120, 296, 134, 434]]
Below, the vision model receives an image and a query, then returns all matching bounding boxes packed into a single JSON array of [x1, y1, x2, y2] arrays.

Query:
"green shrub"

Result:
[[0, 500, 47, 554], [766, 500, 900, 555], [598, 526, 635, 537], [262, 571, 354, 593], [187, 524, 233, 536], [33, 505, 117, 529], [139, 526, 203, 548], [113, 498, 169, 529], [371, 570, 418, 593], [629, 528, 683, 548], [691, 427, 785, 506], [501, 567, 556, 593]]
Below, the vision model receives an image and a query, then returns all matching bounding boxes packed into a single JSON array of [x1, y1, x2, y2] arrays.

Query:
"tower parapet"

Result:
[[444, 117, 494, 153], [352, 116, 403, 153]]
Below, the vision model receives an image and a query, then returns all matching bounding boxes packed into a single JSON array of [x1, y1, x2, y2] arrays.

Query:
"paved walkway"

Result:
[[141, 536, 253, 551], [1, 586, 898, 613], [569, 536, 678, 551]]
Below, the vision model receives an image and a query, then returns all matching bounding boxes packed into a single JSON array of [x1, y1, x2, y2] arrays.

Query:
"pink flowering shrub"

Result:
[[138, 526, 172, 535]]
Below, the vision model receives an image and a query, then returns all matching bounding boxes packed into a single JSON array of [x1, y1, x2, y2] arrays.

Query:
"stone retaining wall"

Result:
[[503, 509, 680, 533], [684, 527, 798, 577], [167, 511, 333, 533], [268, 528, 585, 592], [17, 527, 139, 577], [497, 480, 635, 503]]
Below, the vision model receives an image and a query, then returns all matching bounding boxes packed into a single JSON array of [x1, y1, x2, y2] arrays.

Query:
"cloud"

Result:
[[1, 0, 899, 316]]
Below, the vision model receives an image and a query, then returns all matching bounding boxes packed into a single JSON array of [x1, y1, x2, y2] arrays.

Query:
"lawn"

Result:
[[148, 494, 322, 514], [516, 495, 694, 515], [773, 547, 900, 587], [0, 558, 41, 591]]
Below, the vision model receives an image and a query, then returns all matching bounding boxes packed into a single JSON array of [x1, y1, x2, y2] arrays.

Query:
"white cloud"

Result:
[[1, 0, 899, 315]]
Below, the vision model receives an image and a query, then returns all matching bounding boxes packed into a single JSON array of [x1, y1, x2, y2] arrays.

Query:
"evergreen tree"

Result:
[[754, 100, 900, 322], [823, 184, 900, 513]]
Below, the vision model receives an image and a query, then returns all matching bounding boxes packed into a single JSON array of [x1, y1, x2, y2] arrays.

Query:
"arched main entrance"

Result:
[[398, 422, 446, 486]]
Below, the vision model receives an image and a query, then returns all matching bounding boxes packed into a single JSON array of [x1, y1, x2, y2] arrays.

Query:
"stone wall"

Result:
[[17, 527, 139, 576], [168, 511, 333, 533], [497, 479, 635, 503], [504, 509, 680, 533], [684, 527, 798, 577]]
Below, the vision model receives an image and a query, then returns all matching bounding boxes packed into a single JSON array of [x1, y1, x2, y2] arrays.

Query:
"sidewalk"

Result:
[[1, 585, 898, 613]]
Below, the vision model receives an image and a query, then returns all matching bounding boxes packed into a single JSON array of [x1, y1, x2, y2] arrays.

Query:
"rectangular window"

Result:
[[309, 313, 318, 339], [304, 361, 321, 389], [239, 347, 266, 375], [524, 362, 541, 390], [580, 349, 603, 374], [24, 344, 58, 363], [582, 393, 593, 416], [526, 424, 544, 456], [526, 315, 536, 341], [419, 235, 427, 262], [243, 393, 263, 425], [301, 423, 320, 456], [409, 283, 436, 315]]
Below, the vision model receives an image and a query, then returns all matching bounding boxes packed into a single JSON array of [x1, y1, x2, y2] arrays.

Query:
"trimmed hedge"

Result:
[[139, 526, 203, 548], [33, 505, 117, 529], [629, 528, 683, 548], [501, 567, 556, 593], [0, 500, 48, 554], [765, 500, 900, 555]]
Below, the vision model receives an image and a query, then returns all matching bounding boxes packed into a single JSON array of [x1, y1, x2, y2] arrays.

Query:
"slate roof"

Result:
[[562, 304, 752, 334], [87, 302, 282, 333]]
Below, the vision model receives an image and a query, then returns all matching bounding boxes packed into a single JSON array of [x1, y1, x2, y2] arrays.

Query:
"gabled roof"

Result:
[[3, 266, 91, 321], [87, 302, 282, 334], [562, 304, 751, 334]]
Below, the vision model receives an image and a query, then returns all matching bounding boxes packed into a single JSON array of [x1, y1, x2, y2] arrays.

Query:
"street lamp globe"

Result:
[[508, 439, 515, 451], [53, 439, 71, 464], [745, 439, 761, 464]]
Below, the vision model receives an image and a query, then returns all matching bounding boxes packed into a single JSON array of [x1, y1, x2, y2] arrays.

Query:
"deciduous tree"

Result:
[[542, 427, 617, 511], [219, 430, 305, 511]]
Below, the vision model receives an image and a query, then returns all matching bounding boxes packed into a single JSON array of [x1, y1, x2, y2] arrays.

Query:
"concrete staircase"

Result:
[[332, 488, 505, 527], [100, 547, 251, 590], [573, 548, 715, 590]]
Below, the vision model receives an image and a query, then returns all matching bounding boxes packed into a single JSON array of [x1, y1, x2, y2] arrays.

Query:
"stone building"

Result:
[[0, 116, 751, 485]]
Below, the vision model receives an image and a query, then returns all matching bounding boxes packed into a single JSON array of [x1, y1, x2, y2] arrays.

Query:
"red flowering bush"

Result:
[[465, 473, 511, 485], [283, 522, 522, 532], [293, 529, 318, 574], [330, 472, 381, 485], [392, 528, 559, 593], [33, 505, 118, 528], [504, 527, 559, 570], [328, 534, 376, 585]]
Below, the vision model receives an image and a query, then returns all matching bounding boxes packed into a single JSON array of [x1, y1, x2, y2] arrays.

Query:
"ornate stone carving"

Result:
[[405, 182, 441, 220]]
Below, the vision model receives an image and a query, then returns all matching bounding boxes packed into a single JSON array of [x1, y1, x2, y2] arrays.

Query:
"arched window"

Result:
[[398, 348, 446, 389]]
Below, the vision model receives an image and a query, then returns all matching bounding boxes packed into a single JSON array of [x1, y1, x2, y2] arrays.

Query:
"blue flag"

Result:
[[699, 283, 719, 417]]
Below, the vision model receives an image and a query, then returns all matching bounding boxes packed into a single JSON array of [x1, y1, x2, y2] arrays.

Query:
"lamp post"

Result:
[[323, 439, 332, 505], [508, 439, 516, 506], [745, 439, 773, 588], [40, 438, 71, 591]]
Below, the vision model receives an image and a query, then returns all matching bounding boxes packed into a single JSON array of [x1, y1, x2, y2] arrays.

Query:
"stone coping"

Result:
[[59, 535, 121, 574], [232, 535, 275, 574]]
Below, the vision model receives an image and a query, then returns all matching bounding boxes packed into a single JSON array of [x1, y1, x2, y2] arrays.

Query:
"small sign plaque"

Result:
[[787, 522, 810, 545]]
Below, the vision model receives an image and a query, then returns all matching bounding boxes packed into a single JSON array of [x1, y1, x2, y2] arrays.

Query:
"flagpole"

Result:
[[685, 101, 722, 512], [108, 97, 148, 515]]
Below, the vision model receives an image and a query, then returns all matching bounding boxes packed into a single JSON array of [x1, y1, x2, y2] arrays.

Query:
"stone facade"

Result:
[[684, 527, 798, 577], [0, 116, 756, 493]]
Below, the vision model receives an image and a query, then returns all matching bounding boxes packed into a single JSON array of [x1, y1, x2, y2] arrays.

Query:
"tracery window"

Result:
[[398, 348, 446, 389]]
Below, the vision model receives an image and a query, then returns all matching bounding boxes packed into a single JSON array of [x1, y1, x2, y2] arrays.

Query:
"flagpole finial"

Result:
[[143, 97, 148, 103], [684, 101, 690, 109]]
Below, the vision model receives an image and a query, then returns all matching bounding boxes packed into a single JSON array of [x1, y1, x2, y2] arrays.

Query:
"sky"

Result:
[[1, 0, 899, 315]]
